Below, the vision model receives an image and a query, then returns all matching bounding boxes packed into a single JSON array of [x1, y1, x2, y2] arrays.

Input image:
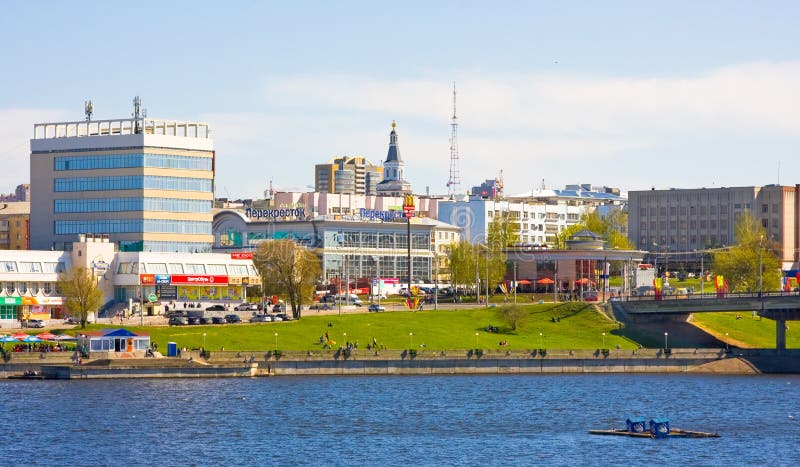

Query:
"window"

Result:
[[0, 261, 17, 272], [147, 263, 168, 274], [185, 264, 206, 274], [167, 263, 184, 274], [228, 264, 248, 276], [54, 153, 212, 171], [55, 219, 211, 235], [55, 197, 211, 213], [19, 262, 42, 273], [42, 262, 65, 273], [206, 264, 227, 275], [55, 176, 212, 192]]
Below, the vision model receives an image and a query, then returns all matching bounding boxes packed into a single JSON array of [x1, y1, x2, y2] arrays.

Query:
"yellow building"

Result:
[[0, 202, 29, 250], [315, 156, 383, 195]]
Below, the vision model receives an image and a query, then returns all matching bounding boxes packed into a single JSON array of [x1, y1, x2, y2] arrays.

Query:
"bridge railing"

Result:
[[623, 290, 799, 302]]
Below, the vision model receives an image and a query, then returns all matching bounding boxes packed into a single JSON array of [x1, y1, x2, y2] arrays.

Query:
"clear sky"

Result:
[[1, 1, 799, 198]]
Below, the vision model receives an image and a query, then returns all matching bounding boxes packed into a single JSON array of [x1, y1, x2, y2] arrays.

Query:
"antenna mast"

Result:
[[84, 100, 93, 121], [447, 82, 461, 198]]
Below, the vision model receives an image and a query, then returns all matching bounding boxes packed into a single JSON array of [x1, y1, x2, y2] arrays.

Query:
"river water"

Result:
[[2, 374, 798, 466]]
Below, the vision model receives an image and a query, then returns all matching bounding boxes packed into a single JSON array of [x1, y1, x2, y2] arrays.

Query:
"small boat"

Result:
[[589, 417, 719, 439]]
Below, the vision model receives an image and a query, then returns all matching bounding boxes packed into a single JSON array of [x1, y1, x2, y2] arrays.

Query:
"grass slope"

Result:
[[690, 312, 800, 349], [73, 303, 637, 352]]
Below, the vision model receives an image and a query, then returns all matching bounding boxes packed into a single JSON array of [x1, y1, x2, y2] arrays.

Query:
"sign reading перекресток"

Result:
[[245, 208, 305, 219], [359, 208, 403, 221]]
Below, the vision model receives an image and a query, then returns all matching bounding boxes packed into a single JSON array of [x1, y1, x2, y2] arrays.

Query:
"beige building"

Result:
[[314, 156, 383, 195], [0, 202, 30, 250], [628, 185, 800, 270], [30, 116, 215, 253]]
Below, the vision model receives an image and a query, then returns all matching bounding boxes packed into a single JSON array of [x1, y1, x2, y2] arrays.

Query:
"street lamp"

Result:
[[343, 332, 347, 344], [601, 332, 606, 349], [202, 332, 206, 350], [539, 332, 543, 349], [274, 332, 278, 351], [759, 235, 764, 299], [475, 332, 479, 348], [725, 332, 729, 351], [409, 332, 414, 349], [664, 332, 669, 350], [372, 255, 381, 307]]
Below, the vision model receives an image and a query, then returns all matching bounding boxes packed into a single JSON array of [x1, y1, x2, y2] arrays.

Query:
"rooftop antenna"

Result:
[[447, 82, 461, 198], [84, 100, 93, 121], [132, 96, 142, 134]]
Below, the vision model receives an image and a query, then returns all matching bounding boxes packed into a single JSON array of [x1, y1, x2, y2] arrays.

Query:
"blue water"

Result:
[[2, 374, 799, 466]]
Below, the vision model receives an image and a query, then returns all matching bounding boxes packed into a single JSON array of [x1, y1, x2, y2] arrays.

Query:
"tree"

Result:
[[499, 306, 527, 331], [712, 211, 782, 292], [447, 240, 477, 294], [58, 267, 104, 329], [253, 240, 321, 319], [555, 209, 634, 250]]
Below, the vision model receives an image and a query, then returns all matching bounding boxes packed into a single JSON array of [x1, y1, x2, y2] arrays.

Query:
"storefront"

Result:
[[78, 328, 150, 353]]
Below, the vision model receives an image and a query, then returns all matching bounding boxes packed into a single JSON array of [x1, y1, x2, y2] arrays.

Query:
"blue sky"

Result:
[[1, 1, 799, 198]]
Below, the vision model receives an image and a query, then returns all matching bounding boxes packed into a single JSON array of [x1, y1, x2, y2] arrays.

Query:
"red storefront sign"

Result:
[[139, 274, 156, 285], [231, 252, 253, 260], [170, 275, 228, 285]]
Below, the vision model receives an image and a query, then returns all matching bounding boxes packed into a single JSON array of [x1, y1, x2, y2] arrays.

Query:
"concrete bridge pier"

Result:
[[776, 318, 786, 353]]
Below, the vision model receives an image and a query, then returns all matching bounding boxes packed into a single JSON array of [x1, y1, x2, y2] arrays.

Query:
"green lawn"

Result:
[[690, 312, 800, 349], [70, 303, 636, 352]]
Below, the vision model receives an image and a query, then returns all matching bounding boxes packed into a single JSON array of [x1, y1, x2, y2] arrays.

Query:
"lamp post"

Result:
[[699, 250, 704, 296], [409, 332, 414, 349], [202, 332, 206, 350], [725, 332, 729, 351], [372, 255, 381, 307], [759, 235, 764, 298], [513, 261, 517, 304], [475, 332, 479, 349], [343, 332, 347, 345], [664, 332, 669, 350], [601, 332, 606, 349], [539, 332, 543, 349], [274, 332, 278, 351]]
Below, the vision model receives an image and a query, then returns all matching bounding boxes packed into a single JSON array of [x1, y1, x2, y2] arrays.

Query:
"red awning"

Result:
[[536, 278, 555, 285], [517, 279, 532, 285]]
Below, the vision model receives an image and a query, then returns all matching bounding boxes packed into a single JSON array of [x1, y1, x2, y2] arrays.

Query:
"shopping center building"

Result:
[[0, 234, 260, 328], [212, 207, 460, 288]]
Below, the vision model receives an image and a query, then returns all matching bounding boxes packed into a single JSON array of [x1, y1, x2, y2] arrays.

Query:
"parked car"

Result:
[[24, 319, 46, 328], [211, 316, 227, 324], [368, 304, 386, 312], [309, 303, 331, 310], [199, 317, 214, 325], [206, 304, 226, 311], [272, 304, 285, 313], [187, 316, 201, 325], [169, 316, 189, 326], [235, 302, 257, 311], [64, 316, 79, 324], [249, 315, 272, 323], [224, 314, 242, 324], [271, 315, 283, 322], [275, 313, 292, 321]]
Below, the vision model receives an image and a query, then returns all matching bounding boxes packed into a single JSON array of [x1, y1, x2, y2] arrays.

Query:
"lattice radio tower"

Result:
[[447, 82, 461, 198]]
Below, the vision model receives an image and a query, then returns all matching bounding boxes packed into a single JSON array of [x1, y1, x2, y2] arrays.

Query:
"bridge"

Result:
[[612, 292, 800, 352]]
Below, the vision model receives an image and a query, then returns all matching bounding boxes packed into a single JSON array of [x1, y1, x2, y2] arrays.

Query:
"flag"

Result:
[[653, 277, 663, 292], [715, 275, 724, 291]]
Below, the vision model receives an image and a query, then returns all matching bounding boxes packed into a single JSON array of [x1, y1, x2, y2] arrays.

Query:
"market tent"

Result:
[[56, 334, 77, 341], [21, 336, 42, 343], [574, 278, 594, 285], [11, 332, 28, 340], [536, 278, 555, 285], [517, 280, 532, 285], [36, 332, 59, 341]]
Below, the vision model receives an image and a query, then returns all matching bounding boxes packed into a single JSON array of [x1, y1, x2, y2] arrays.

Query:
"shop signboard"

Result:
[[155, 274, 171, 285], [231, 252, 253, 260], [156, 285, 178, 300], [228, 276, 243, 285], [148, 293, 158, 303], [170, 275, 228, 285], [139, 274, 156, 285], [248, 276, 262, 286], [1, 296, 22, 305]]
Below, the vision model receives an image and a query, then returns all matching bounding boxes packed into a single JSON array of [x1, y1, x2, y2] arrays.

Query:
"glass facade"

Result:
[[54, 176, 212, 192], [55, 197, 211, 214], [323, 231, 429, 250], [0, 305, 16, 320], [118, 240, 212, 253], [324, 254, 431, 282], [54, 153, 212, 171], [55, 219, 211, 235]]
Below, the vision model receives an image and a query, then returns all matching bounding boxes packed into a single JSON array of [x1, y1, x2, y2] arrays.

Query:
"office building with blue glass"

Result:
[[30, 116, 215, 253]]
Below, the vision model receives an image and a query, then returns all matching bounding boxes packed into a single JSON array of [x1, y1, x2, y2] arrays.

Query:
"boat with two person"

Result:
[[589, 416, 719, 438]]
